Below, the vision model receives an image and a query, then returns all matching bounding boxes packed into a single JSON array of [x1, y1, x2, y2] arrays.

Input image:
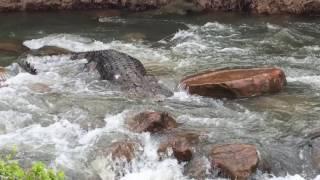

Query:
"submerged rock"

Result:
[[127, 111, 177, 133], [158, 132, 200, 162], [108, 141, 139, 162], [209, 144, 259, 180], [180, 67, 286, 99], [0, 40, 28, 55], [184, 157, 211, 180], [28, 83, 51, 93]]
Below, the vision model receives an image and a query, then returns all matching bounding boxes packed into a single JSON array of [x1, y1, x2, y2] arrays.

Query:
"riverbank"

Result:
[[0, 0, 320, 15]]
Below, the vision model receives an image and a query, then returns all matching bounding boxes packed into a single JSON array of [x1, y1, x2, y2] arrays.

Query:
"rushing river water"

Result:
[[0, 11, 320, 180]]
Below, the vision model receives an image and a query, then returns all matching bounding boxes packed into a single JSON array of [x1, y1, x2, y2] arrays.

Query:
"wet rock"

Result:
[[257, 145, 303, 176], [158, 132, 200, 162], [0, 67, 8, 88], [251, 0, 320, 15], [0, 0, 319, 15], [155, 0, 203, 15], [0, 67, 7, 80], [196, 0, 251, 12], [108, 141, 139, 162], [127, 111, 177, 133], [209, 144, 259, 180], [180, 67, 286, 99], [184, 157, 211, 180], [0, 0, 171, 12], [0, 40, 28, 54]]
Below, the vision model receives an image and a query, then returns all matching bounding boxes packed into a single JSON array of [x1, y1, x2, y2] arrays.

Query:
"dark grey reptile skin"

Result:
[[18, 49, 173, 97], [72, 49, 173, 97]]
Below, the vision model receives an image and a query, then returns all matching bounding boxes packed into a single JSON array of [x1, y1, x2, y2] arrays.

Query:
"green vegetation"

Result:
[[0, 148, 64, 180]]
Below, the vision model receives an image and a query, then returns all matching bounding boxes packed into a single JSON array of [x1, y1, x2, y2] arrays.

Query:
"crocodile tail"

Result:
[[17, 58, 37, 75]]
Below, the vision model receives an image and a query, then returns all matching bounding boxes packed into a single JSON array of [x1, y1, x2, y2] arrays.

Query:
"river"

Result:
[[0, 11, 320, 180]]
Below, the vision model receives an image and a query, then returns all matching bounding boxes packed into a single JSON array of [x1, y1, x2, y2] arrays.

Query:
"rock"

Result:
[[155, 0, 203, 15], [0, 0, 171, 12], [0, 0, 319, 15], [0, 67, 8, 88], [257, 145, 302, 176], [0, 40, 29, 54], [180, 67, 286, 99], [209, 144, 259, 180], [196, 0, 251, 12], [251, 0, 320, 15], [184, 157, 211, 180], [108, 141, 139, 162], [0, 67, 7, 80], [158, 132, 200, 162], [127, 111, 177, 133]]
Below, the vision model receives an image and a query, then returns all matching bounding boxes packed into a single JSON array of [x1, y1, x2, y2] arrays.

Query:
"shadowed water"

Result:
[[0, 11, 320, 180]]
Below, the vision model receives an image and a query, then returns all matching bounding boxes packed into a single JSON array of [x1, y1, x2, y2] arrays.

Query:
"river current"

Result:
[[0, 11, 320, 180]]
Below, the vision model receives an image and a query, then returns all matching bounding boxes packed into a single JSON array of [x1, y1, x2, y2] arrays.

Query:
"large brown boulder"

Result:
[[127, 111, 177, 133], [180, 67, 286, 99], [209, 144, 259, 180]]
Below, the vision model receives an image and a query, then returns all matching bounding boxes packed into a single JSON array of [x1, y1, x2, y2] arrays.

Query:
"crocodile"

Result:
[[17, 48, 173, 97], [71, 49, 173, 97]]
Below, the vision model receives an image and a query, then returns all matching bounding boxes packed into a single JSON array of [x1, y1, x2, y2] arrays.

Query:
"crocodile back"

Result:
[[81, 50, 173, 97]]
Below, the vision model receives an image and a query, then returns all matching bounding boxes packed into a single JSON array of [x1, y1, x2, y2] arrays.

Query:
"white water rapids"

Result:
[[1, 17, 320, 180]]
